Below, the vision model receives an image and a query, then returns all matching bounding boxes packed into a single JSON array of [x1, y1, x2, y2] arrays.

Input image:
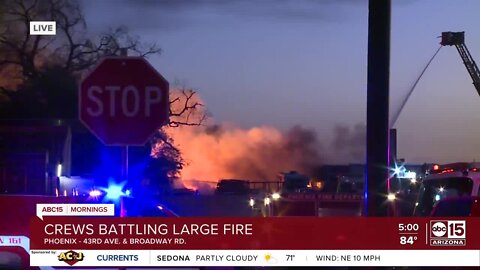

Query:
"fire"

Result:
[[156, 88, 322, 191], [165, 124, 322, 188]]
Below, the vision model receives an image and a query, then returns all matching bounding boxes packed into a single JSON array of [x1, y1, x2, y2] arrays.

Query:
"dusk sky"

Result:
[[82, 0, 480, 164]]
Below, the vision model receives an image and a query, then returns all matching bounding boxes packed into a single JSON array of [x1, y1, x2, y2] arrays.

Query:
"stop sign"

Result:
[[79, 57, 169, 145]]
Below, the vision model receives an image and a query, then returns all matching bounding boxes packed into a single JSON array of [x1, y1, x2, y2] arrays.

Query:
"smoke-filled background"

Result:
[[167, 124, 322, 181], [80, 0, 480, 165], [164, 89, 366, 190]]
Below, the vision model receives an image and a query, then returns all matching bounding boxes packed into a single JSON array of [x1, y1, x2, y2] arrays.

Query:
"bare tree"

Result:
[[169, 88, 208, 128], [152, 86, 209, 157], [0, 0, 160, 89], [0, 0, 207, 128], [0, 0, 209, 188]]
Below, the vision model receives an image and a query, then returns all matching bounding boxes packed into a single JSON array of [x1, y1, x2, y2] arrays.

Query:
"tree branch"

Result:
[[169, 117, 207, 128], [157, 136, 180, 153]]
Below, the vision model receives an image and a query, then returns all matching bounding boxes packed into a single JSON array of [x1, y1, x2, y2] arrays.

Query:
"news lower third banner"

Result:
[[28, 217, 480, 267]]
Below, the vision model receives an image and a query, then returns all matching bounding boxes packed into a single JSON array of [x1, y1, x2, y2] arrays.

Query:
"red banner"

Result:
[[29, 217, 480, 250]]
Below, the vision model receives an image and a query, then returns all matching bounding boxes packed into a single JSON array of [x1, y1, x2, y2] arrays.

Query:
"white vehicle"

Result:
[[413, 162, 480, 216]]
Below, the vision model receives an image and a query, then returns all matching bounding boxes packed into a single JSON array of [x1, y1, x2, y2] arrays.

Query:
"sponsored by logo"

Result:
[[429, 220, 466, 246], [58, 250, 85, 266]]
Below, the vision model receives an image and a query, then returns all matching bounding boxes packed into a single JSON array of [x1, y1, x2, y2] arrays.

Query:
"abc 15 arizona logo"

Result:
[[429, 220, 466, 246]]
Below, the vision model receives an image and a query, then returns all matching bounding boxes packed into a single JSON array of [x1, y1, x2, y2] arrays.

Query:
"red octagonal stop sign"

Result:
[[79, 57, 169, 145]]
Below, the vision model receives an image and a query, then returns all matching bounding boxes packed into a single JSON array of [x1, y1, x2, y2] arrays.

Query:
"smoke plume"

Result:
[[164, 88, 366, 190], [332, 123, 366, 161], [165, 124, 323, 186]]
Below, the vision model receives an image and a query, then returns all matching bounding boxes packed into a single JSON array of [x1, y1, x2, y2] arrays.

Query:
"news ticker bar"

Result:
[[30, 249, 480, 267], [30, 217, 480, 250]]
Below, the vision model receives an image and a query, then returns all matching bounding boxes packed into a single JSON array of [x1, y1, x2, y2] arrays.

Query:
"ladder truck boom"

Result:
[[441, 32, 480, 96]]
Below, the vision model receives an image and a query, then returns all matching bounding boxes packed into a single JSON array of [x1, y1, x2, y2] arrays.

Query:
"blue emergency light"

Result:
[[100, 180, 129, 201], [89, 190, 102, 197]]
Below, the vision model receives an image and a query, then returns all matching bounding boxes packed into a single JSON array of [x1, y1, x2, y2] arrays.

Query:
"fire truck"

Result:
[[440, 32, 480, 96], [247, 171, 364, 217], [431, 196, 480, 217], [266, 192, 363, 217], [414, 162, 480, 216]]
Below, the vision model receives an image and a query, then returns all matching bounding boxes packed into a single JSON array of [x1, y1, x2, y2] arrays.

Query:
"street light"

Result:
[[264, 197, 271, 205], [56, 164, 62, 177]]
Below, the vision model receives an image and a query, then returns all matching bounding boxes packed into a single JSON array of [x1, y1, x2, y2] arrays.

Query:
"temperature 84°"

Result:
[[399, 236, 418, 245]]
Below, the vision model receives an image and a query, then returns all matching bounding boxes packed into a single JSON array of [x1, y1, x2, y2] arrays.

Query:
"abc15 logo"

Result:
[[430, 220, 466, 239]]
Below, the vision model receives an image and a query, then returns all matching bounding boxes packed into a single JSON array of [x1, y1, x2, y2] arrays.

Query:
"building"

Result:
[[0, 119, 152, 195]]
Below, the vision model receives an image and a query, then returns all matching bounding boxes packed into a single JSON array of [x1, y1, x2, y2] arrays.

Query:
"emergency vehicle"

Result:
[[430, 196, 480, 217], [246, 170, 364, 217], [251, 191, 364, 217], [414, 162, 480, 216]]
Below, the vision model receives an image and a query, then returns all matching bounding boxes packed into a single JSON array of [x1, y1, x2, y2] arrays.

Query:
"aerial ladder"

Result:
[[441, 32, 480, 96]]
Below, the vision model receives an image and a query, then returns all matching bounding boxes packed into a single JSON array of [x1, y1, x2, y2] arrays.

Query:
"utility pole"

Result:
[[365, 0, 391, 217], [119, 48, 129, 182]]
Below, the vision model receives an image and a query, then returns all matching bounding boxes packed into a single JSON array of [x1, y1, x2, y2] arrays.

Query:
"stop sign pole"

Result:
[[80, 55, 169, 182]]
